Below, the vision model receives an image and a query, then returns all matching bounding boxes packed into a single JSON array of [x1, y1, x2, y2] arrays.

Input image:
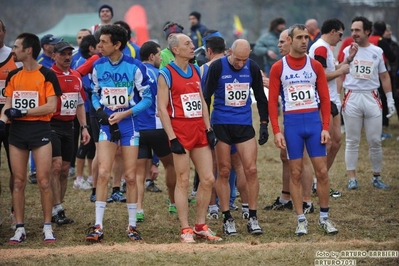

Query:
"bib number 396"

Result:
[[181, 92, 202, 118]]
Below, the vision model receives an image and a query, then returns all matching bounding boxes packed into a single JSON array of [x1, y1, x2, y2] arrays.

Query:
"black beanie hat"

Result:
[[189, 11, 201, 22], [373, 21, 386, 36], [99, 4, 113, 18]]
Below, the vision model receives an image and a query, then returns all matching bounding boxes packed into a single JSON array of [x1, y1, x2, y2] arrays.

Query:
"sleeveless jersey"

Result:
[[160, 62, 202, 119], [343, 45, 386, 91], [280, 55, 319, 112], [211, 56, 253, 125], [51, 64, 85, 121], [308, 38, 339, 105]]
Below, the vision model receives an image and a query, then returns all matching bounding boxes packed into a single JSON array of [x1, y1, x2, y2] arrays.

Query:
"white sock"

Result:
[[76, 176, 84, 181], [137, 209, 144, 214], [95, 201, 106, 228], [279, 197, 290, 204], [87, 176, 93, 182], [127, 203, 137, 228], [298, 214, 306, 221], [52, 204, 63, 216], [209, 204, 218, 213]]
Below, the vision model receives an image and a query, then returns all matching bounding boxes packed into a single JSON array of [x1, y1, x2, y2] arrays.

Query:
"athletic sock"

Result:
[[127, 203, 137, 228], [95, 201, 106, 228]]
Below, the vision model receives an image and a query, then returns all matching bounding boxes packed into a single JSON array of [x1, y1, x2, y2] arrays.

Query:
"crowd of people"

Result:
[[0, 4, 397, 244]]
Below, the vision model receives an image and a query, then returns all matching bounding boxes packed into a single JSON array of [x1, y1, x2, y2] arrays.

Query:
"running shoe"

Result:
[[381, 133, 392, 141], [146, 181, 162, 192], [194, 224, 222, 241], [51, 210, 74, 226], [223, 218, 238, 236], [109, 191, 126, 202], [28, 172, 37, 184], [347, 179, 359, 190], [330, 188, 342, 198], [229, 203, 239, 211], [207, 210, 219, 219], [120, 179, 126, 193], [86, 224, 103, 242], [318, 217, 338, 235], [264, 197, 293, 210], [180, 228, 195, 243], [372, 176, 389, 189], [127, 226, 143, 241], [303, 202, 314, 214], [90, 194, 96, 203], [295, 219, 308, 236], [9, 227, 26, 244], [68, 167, 76, 179], [136, 212, 144, 222], [242, 208, 249, 219], [43, 227, 56, 243], [169, 205, 177, 214], [73, 179, 92, 190], [247, 217, 263, 235], [312, 182, 317, 194]]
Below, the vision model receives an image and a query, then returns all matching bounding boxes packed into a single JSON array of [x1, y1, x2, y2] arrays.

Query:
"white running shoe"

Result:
[[73, 179, 92, 190]]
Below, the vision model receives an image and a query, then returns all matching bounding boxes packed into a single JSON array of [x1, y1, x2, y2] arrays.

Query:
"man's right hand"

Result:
[[96, 109, 110, 125], [170, 138, 186, 154]]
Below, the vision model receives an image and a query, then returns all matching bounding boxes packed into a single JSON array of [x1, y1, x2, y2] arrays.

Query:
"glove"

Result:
[[170, 138, 186, 154], [110, 123, 121, 142], [96, 109, 110, 125], [386, 92, 396, 118], [5, 108, 23, 120], [258, 123, 269, 145], [206, 128, 218, 147], [0, 120, 6, 139]]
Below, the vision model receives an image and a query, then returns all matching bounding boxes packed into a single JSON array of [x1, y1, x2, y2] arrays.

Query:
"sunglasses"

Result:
[[337, 31, 343, 38]]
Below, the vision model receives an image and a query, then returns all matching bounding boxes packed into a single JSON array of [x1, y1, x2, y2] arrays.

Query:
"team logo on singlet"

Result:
[[303, 71, 312, 79]]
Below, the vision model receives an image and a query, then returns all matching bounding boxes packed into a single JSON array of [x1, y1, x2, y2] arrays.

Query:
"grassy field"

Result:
[[0, 109, 398, 265]]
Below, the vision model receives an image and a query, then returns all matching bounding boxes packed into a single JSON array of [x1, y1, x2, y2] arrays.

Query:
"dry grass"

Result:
[[0, 109, 398, 265]]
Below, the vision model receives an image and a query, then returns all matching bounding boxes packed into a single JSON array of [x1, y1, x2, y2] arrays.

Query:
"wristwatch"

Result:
[[21, 109, 28, 116], [81, 125, 90, 131]]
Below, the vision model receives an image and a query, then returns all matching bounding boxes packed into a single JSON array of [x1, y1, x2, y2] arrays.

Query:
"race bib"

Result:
[[352, 59, 374, 80], [101, 87, 128, 110], [180, 92, 202, 118], [12, 91, 38, 109], [60, 92, 78, 116], [287, 84, 315, 107], [224, 83, 250, 107], [0, 80, 5, 105]]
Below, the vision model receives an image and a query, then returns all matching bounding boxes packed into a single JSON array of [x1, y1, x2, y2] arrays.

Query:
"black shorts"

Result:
[[9, 121, 51, 150], [90, 116, 100, 143], [213, 124, 255, 145], [76, 113, 96, 160], [331, 101, 339, 117], [50, 119, 74, 161], [138, 129, 171, 159]]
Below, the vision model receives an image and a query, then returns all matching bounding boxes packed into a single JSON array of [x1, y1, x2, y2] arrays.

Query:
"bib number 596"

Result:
[[14, 98, 36, 109]]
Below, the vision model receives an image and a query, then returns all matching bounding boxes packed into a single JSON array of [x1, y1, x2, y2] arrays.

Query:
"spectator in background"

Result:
[[306, 19, 321, 51], [71, 29, 91, 69], [254, 17, 286, 76], [188, 11, 208, 50], [37, 34, 62, 67], [160, 22, 184, 68], [114, 20, 141, 60], [91, 4, 113, 34]]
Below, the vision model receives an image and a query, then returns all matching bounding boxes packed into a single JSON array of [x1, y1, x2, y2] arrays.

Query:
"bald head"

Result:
[[278, 29, 290, 56], [305, 19, 319, 35]]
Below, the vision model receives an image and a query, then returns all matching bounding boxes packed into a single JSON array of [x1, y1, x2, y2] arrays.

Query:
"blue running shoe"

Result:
[[347, 179, 359, 190], [372, 176, 389, 189], [110, 191, 126, 202], [90, 194, 96, 203]]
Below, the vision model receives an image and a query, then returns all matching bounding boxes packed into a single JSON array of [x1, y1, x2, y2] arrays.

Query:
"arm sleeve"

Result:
[[250, 60, 269, 123], [203, 60, 222, 110], [45, 69, 62, 96], [91, 67, 101, 110], [313, 60, 331, 131], [313, 46, 328, 68], [268, 61, 283, 134]]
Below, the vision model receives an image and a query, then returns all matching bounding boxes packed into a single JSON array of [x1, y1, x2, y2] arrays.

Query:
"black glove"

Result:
[[206, 128, 218, 147], [170, 138, 186, 154], [5, 108, 23, 120], [110, 123, 121, 142], [0, 120, 6, 139], [96, 109, 110, 125], [258, 123, 269, 145]]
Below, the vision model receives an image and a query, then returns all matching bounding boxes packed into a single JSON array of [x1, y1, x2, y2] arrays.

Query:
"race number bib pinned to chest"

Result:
[[352, 60, 374, 80], [60, 93, 78, 116], [0, 80, 6, 105], [287, 84, 315, 107], [181, 92, 202, 118], [101, 87, 128, 110], [12, 91, 38, 109], [225, 83, 249, 107]]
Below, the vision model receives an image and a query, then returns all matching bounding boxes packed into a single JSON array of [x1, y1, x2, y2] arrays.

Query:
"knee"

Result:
[[52, 162, 62, 177], [125, 174, 136, 186], [176, 174, 189, 189], [244, 166, 257, 180], [315, 167, 328, 182], [37, 177, 51, 190], [218, 165, 231, 179], [199, 173, 215, 188]]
